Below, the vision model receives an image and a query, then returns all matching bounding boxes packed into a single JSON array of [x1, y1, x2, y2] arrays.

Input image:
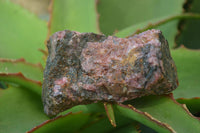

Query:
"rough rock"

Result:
[[42, 29, 178, 116]]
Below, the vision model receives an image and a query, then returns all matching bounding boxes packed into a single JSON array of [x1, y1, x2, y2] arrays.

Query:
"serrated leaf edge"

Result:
[[27, 112, 73, 133], [117, 103, 176, 133], [0, 72, 42, 87], [115, 13, 200, 39], [169, 93, 200, 120], [0, 58, 43, 70]]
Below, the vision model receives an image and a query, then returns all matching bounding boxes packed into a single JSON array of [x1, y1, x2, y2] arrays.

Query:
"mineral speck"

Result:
[[42, 29, 178, 116]]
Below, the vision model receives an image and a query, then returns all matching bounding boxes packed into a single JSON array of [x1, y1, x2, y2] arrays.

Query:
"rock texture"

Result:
[[42, 29, 178, 116]]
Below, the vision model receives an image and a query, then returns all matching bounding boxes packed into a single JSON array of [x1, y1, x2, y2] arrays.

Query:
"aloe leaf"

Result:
[[115, 16, 170, 38], [139, 124, 157, 133], [104, 103, 116, 127], [0, 74, 41, 95], [60, 103, 105, 115], [0, 59, 43, 81], [115, 13, 200, 49], [57, 103, 139, 133], [115, 16, 178, 49], [30, 103, 138, 133], [110, 123, 139, 133], [80, 117, 114, 133], [31, 112, 137, 133], [49, 0, 99, 35], [80, 106, 137, 133], [81, 119, 139, 133], [98, 0, 184, 35], [171, 47, 200, 98], [28, 112, 93, 133], [119, 95, 200, 133], [0, 85, 48, 133], [0, 59, 43, 94], [116, 104, 173, 133], [177, 97, 200, 116], [0, 0, 47, 65], [176, 0, 200, 49], [0, 85, 106, 133]]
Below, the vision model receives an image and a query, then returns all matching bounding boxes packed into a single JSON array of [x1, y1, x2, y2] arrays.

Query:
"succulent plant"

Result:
[[0, 0, 200, 133]]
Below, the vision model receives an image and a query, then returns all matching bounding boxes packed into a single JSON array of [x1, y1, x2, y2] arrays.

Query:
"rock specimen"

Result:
[[42, 29, 178, 116]]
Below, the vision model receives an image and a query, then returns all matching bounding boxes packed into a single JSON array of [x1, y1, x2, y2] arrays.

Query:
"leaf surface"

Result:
[[80, 107, 136, 133], [0, 59, 43, 94], [0, 85, 48, 133], [177, 97, 200, 116], [115, 16, 179, 49], [98, 0, 184, 35], [97, 0, 184, 49], [110, 123, 139, 133], [171, 48, 200, 98], [116, 104, 173, 133], [120, 95, 200, 133], [49, 0, 99, 35], [0, 59, 43, 81], [0, 0, 47, 65], [0, 73, 41, 95], [0, 85, 103, 133], [29, 112, 92, 133]]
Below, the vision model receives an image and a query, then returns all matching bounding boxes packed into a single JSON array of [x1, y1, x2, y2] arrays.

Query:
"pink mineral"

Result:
[[42, 29, 178, 116]]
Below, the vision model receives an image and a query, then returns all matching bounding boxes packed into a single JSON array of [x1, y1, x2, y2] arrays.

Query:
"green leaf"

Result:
[[176, 0, 200, 49], [115, 16, 168, 38], [0, 0, 47, 65], [0, 85, 107, 133], [28, 112, 92, 133], [60, 103, 105, 115], [177, 98, 200, 116], [115, 13, 200, 49], [30, 102, 139, 133], [81, 118, 113, 133], [171, 47, 200, 98], [0, 59, 43, 94], [116, 104, 173, 133], [139, 124, 157, 133], [0, 73, 41, 95], [0, 59, 43, 81], [121, 95, 200, 133], [110, 123, 139, 133], [59, 104, 116, 132], [49, 0, 99, 35], [97, 0, 184, 39], [0, 85, 48, 133], [104, 103, 116, 127], [115, 16, 179, 49], [80, 106, 136, 133]]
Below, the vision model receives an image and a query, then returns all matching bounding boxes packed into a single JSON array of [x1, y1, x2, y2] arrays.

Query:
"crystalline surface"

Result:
[[42, 29, 178, 116]]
